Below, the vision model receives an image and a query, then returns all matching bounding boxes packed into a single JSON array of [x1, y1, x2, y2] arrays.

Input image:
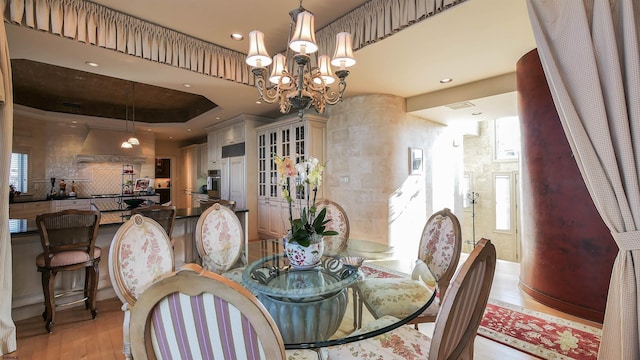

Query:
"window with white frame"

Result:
[[495, 174, 511, 231], [494, 116, 520, 161], [10, 152, 29, 192]]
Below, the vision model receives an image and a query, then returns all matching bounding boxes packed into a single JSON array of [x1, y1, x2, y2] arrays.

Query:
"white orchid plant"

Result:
[[274, 155, 338, 247]]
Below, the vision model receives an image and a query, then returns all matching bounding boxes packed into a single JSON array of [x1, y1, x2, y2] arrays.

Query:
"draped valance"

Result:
[[3, 0, 465, 85]]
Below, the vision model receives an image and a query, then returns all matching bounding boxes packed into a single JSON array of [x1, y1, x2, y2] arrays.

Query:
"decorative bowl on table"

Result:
[[340, 256, 366, 269], [123, 198, 145, 208]]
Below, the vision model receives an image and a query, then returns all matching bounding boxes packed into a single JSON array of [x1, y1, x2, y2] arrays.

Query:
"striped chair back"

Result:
[[429, 238, 496, 359], [129, 264, 286, 360]]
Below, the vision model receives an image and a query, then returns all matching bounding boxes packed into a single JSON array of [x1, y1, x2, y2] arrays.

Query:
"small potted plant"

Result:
[[275, 155, 338, 268]]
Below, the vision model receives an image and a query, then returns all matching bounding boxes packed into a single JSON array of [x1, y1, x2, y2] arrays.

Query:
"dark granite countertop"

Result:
[[9, 207, 248, 235], [10, 194, 161, 204]]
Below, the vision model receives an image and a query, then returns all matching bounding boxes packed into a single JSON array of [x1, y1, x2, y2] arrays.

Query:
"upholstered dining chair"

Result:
[[356, 207, 462, 329], [108, 214, 175, 360], [314, 199, 350, 256], [129, 263, 321, 360], [325, 238, 496, 359], [195, 202, 245, 283], [131, 204, 177, 246], [35, 209, 101, 333]]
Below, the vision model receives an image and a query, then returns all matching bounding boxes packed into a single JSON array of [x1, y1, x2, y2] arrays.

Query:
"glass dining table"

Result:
[[242, 242, 437, 350]]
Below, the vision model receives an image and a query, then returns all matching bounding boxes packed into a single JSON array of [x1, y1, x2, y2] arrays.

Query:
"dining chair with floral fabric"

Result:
[[129, 263, 321, 360], [195, 202, 246, 284], [314, 199, 350, 256], [356, 207, 462, 329], [108, 214, 175, 360], [325, 238, 496, 359]]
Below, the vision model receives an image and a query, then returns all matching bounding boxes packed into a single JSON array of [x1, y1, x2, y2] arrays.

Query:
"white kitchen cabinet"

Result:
[[228, 156, 246, 210], [205, 114, 270, 241], [207, 131, 221, 169], [255, 114, 327, 239], [221, 122, 245, 146], [52, 198, 91, 212]]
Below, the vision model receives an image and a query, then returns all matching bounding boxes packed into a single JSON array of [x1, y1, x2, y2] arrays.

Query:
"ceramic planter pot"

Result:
[[284, 235, 324, 269]]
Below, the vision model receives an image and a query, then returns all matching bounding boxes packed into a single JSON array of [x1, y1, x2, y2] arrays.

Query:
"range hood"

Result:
[[77, 128, 146, 163]]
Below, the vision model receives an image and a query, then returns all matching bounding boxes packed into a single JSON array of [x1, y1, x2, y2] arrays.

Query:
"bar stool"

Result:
[[131, 204, 176, 245], [35, 209, 101, 332]]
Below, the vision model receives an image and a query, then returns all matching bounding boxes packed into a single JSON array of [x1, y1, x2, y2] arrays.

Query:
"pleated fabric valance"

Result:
[[3, 0, 466, 85]]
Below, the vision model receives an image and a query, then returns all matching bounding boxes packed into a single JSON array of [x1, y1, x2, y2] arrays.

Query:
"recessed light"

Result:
[[183, 84, 191, 88], [256, 100, 262, 104], [85, 61, 99, 67], [169, 136, 173, 139], [187, 128, 192, 132], [230, 33, 244, 41], [216, 117, 220, 120], [439, 78, 453, 84], [147, 128, 152, 131]]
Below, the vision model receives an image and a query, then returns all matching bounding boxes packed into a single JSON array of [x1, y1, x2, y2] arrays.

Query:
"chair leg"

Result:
[[351, 287, 359, 329], [88, 261, 99, 319], [122, 309, 133, 360], [357, 292, 364, 329], [41, 269, 56, 333], [84, 266, 90, 310]]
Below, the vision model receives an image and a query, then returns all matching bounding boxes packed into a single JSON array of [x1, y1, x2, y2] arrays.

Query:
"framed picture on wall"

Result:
[[410, 147, 423, 175]]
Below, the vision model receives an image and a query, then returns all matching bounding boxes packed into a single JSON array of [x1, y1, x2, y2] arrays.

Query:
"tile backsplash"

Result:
[[35, 163, 153, 198]]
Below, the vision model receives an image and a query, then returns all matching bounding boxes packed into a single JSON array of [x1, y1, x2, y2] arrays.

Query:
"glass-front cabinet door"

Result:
[[256, 115, 327, 239]]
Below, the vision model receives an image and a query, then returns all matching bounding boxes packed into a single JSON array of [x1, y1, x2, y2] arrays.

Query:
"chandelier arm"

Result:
[[252, 67, 281, 104], [323, 71, 349, 106]]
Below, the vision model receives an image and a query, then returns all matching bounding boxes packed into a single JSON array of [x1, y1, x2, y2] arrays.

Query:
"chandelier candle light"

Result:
[[246, 3, 356, 119]]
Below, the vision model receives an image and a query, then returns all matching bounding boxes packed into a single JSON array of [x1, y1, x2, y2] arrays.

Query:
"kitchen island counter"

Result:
[[10, 207, 248, 321]]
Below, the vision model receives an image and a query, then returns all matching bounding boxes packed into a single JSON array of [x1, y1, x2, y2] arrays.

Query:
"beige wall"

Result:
[[462, 120, 519, 261], [325, 94, 463, 254], [12, 112, 156, 198]]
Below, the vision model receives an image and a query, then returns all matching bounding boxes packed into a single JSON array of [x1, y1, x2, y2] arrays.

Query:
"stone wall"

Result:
[[325, 94, 463, 254]]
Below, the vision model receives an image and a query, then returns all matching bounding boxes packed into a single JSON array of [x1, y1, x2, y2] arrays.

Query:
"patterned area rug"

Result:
[[361, 263, 602, 359], [479, 299, 601, 360]]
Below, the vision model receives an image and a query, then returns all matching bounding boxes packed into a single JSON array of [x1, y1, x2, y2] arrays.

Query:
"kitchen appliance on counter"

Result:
[[207, 169, 221, 199]]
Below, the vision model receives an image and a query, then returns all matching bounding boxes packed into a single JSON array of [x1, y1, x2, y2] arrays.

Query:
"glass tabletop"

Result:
[[242, 251, 437, 349]]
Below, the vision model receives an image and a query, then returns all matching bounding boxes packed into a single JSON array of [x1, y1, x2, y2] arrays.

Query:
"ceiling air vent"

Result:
[[445, 101, 476, 110]]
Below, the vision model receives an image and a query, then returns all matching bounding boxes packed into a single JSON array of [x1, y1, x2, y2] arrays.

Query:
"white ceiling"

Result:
[[7, 0, 537, 142]]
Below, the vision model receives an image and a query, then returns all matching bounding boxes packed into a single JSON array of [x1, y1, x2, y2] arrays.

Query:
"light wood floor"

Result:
[[4, 240, 602, 360]]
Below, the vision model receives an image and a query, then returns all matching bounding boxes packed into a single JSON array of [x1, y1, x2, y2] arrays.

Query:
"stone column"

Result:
[[518, 49, 617, 323]]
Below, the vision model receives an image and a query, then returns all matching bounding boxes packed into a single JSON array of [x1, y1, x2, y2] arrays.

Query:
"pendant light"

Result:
[[120, 101, 133, 148], [127, 82, 140, 146]]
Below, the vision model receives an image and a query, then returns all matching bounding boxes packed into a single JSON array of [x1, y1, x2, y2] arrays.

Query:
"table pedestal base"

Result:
[[258, 289, 348, 343]]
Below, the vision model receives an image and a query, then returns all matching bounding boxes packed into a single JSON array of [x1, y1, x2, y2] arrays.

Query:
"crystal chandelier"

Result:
[[246, 3, 356, 119]]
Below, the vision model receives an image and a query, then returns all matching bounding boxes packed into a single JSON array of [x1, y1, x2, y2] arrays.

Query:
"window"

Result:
[[494, 116, 520, 161], [494, 174, 511, 231], [10, 152, 28, 192]]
